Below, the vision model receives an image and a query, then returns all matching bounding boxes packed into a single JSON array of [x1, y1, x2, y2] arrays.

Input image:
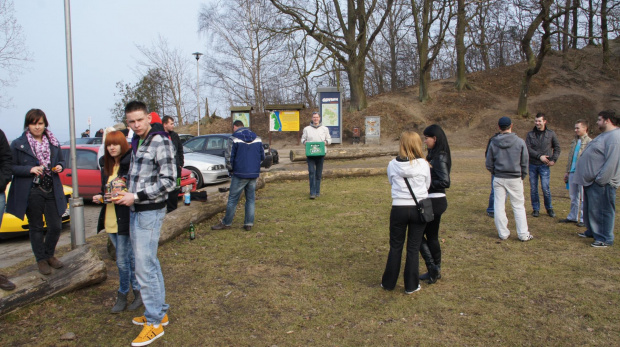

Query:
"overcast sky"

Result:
[[3, 0, 209, 142]]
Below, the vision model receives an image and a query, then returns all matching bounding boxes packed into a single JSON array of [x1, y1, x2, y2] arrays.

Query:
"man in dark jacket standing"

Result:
[[212, 120, 264, 231], [486, 117, 533, 242], [0, 128, 15, 291], [162, 116, 184, 212], [526, 113, 561, 218]]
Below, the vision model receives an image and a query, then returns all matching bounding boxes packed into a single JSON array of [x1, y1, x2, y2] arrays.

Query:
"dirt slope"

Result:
[[181, 38, 620, 149]]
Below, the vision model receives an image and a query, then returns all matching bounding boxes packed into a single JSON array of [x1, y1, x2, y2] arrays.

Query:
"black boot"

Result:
[[111, 291, 127, 313], [419, 242, 435, 281], [127, 289, 143, 311]]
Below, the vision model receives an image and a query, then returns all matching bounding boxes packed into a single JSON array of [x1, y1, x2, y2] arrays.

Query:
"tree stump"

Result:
[[0, 244, 107, 316]]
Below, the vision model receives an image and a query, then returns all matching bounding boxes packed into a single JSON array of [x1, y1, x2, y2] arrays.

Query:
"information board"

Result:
[[269, 110, 300, 131], [318, 88, 342, 144], [232, 112, 250, 128]]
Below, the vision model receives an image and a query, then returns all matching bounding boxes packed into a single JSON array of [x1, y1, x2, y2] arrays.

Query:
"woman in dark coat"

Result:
[[93, 130, 142, 313], [7, 109, 66, 275], [419, 124, 451, 284]]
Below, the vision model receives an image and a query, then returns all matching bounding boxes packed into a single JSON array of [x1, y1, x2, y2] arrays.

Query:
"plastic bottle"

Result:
[[189, 222, 195, 240], [184, 186, 191, 206]]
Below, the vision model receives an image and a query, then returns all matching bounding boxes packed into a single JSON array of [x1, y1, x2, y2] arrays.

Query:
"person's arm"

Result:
[[430, 154, 450, 190], [225, 138, 234, 172], [171, 132, 184, 168], [301, 127, 308, 144], [324, 126, 332, 145], [549, 132, 561, 163], [520, 142, 529, 179], [0, 130, 12, 189], [485, 146, 494, 174], [595, 140, 620, 186], [525, 132, 540, 160]]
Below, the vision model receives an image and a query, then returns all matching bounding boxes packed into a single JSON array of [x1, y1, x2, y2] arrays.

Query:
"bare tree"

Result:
[[0, 0, 30, 108], [270, 0, 395, 111], [410, 0, 455, 102], [136, 36, 192, 125], [454, 0, 472, 91], [199, 0, 286, 112], [516, 0, 565, 117]]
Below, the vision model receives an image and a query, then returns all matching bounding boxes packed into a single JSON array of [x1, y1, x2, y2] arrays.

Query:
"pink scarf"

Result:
[[26, 129, 60, 175]]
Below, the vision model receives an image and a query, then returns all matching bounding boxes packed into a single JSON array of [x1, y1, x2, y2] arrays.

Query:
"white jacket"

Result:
[[387, 157, 431, 206], [301, 123, 332, 146]]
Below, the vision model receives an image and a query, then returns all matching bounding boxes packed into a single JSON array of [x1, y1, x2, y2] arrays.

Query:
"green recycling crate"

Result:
[[305, 142, 326, 156]]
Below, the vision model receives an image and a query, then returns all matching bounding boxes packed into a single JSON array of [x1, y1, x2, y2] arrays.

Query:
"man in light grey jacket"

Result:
[[486, 116, 533, 242], [574, 110, 620, 248]]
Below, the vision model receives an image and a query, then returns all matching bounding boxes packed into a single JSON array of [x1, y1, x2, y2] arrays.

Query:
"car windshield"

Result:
[[183, 146, 194, 153]]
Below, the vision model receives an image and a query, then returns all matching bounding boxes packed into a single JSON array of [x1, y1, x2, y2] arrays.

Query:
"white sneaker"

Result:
[[521, 234, 534, 242], [405, 284, 421, 294]]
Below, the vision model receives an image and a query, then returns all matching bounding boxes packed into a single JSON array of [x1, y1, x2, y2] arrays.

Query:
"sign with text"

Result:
[[269, 110, 299, 131], [318, 88, 342, 143], [232, 112, 250, 128]]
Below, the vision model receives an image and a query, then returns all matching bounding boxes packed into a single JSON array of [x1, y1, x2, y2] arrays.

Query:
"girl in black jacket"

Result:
[[93, 131, 142, 313], [420, 125, 451, 284], [7, 109, 66, 275]]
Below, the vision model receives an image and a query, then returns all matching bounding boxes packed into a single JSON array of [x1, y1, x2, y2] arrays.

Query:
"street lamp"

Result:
[[192, 52, 203, 136]]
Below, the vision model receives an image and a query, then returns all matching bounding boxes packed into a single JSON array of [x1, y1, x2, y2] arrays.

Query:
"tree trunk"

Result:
[[601, 0, 609, 68], [571, 0, 579, 48], [289, 148, 398, 162], [419, 68, 431, 102], [562, 0, 570, 52], [346, 57, 368, 111], [517, 72, 534, 117], [0, 245, 107, 316], [455, 0, 471, 91], [588, 0, 595, 46]]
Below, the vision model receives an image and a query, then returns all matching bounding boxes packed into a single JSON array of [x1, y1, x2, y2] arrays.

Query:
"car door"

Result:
[[205, 136, 228, 157], [60, 148, 101, 198], [183, 137, 207, 154]]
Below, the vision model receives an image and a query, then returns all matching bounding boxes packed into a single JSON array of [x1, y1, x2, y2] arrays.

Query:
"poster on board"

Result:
[[269, 110, 300, 131], [232, 112, 250, 128], [318, 88, 342, 143]]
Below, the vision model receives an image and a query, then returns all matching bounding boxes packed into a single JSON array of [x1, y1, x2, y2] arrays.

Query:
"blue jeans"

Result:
[[108, 233, 140, 294], [307, 156, 325, 196], [130, 207, 168, 325], [529, 164, 553, 211], [487, 175, 495, 213], [583, 183, 616, 244], [222, 176, 257, 226]]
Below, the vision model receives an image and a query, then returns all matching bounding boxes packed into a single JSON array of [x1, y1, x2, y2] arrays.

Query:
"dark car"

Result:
[[263, 143, 279, 164], [183, 134, 272, 168]]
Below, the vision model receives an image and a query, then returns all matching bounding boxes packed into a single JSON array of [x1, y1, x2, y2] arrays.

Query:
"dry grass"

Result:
[[1, 150, 619, 346]]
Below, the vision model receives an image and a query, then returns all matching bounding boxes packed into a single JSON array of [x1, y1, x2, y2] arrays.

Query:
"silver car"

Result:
[[183, 150, 230, 188]]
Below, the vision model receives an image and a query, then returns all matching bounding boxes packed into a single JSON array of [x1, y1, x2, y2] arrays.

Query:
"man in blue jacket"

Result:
[[212, 120, 264, 231]]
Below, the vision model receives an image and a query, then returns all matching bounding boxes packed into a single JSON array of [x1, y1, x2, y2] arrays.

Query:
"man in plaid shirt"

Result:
[[116, 100, 176, 346]]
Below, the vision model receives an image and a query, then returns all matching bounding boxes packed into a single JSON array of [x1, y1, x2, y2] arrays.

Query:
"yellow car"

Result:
[[0, 183, 72, 239]]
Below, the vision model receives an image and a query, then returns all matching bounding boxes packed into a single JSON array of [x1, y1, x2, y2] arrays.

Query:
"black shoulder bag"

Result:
[[403, 178, 434, 222]]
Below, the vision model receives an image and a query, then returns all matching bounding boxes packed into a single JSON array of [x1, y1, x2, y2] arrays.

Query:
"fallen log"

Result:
[[159, 177, 266, 244], [262, 167, 387, 183], [0, 244, 107, 316], [289, 147, 398, 162]]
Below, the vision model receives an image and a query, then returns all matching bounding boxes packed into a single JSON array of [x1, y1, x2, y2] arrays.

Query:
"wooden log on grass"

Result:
[[158, 178, 266, 244], [289, 148, 398, 162], [0, 244, 107, 316], [262, 167, 387, 183]]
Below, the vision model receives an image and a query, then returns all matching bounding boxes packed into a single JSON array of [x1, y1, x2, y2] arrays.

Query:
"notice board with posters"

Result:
[[318, 87, 342, 144], [269, 110, 300, 131], [232, 112, 250, 128]]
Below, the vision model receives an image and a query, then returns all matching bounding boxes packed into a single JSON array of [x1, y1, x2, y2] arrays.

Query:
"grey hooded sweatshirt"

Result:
[[485, 132, 529, 179]]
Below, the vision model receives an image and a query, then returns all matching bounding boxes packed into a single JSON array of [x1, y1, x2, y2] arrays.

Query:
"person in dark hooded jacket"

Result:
[[212, 120, 264, 231]]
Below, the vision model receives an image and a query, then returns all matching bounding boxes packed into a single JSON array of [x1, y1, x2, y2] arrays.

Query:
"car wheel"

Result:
[[273, 152, 279, 164], [186, 166, 203, 189]]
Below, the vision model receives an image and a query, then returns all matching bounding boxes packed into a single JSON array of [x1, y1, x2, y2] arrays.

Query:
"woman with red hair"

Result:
[[93, 131, 142, 313]]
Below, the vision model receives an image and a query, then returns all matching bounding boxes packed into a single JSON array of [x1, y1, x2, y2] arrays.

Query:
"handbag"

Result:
[[403, 177, 434, 222]]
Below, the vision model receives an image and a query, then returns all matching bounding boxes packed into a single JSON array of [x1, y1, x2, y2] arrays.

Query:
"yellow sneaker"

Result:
[[132, 314, 169, 326], [131, 324, 164, 347]]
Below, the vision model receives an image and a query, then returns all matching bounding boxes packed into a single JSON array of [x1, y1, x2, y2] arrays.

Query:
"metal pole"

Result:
[[64, 0, 85, 248], [192, 52, 203, 136]]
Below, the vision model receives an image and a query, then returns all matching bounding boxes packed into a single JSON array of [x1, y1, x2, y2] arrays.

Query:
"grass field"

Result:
[[0, 149, 619, 346]]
